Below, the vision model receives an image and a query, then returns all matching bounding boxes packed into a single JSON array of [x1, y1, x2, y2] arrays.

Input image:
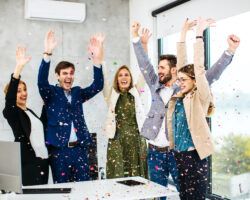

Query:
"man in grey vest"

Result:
[[131, 20, 240, 198]]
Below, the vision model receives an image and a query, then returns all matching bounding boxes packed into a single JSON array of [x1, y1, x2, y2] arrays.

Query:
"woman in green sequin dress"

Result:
[[103, 65, 147, 178]]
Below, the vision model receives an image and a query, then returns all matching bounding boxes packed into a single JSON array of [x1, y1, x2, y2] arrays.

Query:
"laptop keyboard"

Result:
[[22, 188, 71, 194]]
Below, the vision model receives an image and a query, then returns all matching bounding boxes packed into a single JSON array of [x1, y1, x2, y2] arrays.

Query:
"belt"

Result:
[[148, 143, 169, 152], [68, 141, 78, 148]]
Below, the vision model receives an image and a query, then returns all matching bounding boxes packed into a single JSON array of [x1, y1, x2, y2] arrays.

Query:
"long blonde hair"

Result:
[[4, 80, 27, 95]]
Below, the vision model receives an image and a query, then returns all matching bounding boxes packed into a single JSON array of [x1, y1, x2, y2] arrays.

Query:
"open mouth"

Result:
[[64, 80, 72, 87], [120, 80, 128, 85], [159, 74, 164, 79]]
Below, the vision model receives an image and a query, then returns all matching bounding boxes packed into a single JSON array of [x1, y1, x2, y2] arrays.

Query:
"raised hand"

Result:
[[131, 21, 140, 38], [227, 34, 240, 54], [182, 18, 197, 31], [16, 46, 31, 67], [196, 17, 216, 36], [95, 32, 105, 44], [180, 18, 197, 42], [14, 46, 31, 78], [88, 33, 105, 65], [141, 28, 152, 46], [44, 30, 57, 54], [140, 28, 152, 53]]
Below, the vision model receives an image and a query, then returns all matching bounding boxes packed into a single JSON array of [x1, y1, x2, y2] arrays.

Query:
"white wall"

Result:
[[0, 0, 130, 175], [157, 0, 250, 37], [129, 0, 171, 68]]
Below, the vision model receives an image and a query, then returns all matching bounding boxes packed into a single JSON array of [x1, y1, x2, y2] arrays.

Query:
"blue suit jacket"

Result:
[[38, 59, 104, 147]]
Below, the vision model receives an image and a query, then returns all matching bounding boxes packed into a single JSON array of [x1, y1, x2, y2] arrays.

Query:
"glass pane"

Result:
[[210, 12, 250, 199], [162, 31, 194, 63]]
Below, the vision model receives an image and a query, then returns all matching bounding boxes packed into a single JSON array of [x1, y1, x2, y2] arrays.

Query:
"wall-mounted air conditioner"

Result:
[[25, 0, 86, 23]]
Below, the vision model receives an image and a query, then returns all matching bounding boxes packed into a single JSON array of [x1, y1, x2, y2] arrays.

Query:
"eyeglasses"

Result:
[[177, 77, 193, 83]]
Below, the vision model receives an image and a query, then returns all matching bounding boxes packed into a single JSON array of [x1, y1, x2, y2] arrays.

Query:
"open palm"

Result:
[[141, 28, 152, 45], [44, 30, 57, 53], [196, 17, 216, 35], [16, 46, 31, 67], [88, 33, 104, 65]]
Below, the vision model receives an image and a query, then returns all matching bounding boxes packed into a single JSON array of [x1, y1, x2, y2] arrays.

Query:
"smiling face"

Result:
[[157, 55, 177, 85], [158, 59, 172, 84], [56, 67, 75, 91], [178, 72, 196, 94], [117, 68, 132, 92], [16, 82, 27, 108]]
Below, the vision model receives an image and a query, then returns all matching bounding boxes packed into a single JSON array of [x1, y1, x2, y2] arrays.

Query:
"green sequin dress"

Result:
[[106, 92, 148, 178]]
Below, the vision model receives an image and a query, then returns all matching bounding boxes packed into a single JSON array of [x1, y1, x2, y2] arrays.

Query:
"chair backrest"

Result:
[[89, 133, 98, 180]]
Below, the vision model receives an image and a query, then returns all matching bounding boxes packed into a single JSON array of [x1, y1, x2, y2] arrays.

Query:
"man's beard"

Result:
[[158, 73, 172, 84]]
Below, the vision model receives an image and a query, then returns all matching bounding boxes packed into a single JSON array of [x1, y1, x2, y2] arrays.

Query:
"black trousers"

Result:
[[174, 150, 208, 200], [22, 158, 49, 186]]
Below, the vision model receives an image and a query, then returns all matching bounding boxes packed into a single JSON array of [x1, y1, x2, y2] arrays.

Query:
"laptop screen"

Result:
[[0, 141, 22, 193]]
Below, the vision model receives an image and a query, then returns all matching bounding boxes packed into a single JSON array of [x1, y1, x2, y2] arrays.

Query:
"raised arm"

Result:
[[206, 34, 240, 85], [92, 33, 112, 104], [79, 66, 104, 102], [37, 30, 57, 103], [80, 33, 104, 102], [132, 21, 158, 86], [3, 47, 31, 118], [133, 27, 151, 91], [195, 17, 215, 101], [135, 72, 146, 94], [13, 47, 31, 79], [132, 21, 151, 53], [177, 19, 197, 70]]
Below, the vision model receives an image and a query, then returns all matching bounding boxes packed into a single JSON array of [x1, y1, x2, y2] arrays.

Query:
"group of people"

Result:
[[2, 17, 240, 200], [131, 18, 239, 199], [3, 31, 104, 185]]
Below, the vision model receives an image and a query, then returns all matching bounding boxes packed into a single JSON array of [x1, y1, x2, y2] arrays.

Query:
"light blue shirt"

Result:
[[64, 90, 78, 142]]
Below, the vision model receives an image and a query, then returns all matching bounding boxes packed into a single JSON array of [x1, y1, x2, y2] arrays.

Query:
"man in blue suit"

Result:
[[38, 31, 104, 183]]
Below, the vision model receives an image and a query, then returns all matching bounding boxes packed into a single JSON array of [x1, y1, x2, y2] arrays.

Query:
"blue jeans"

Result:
[[148, 146, 180, 200]]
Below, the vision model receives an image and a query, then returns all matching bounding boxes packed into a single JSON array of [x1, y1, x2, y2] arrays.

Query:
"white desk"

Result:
[[1, 177, 178, 200]]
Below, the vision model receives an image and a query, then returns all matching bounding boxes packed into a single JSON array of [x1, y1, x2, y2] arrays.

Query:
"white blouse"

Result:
[[25, 110, 48, 159]]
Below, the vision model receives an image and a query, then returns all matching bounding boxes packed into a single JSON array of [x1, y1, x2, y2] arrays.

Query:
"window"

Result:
[[160, 11, 250, 199], [161, 31, 194, 63], [210, 11, 250, 199]]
